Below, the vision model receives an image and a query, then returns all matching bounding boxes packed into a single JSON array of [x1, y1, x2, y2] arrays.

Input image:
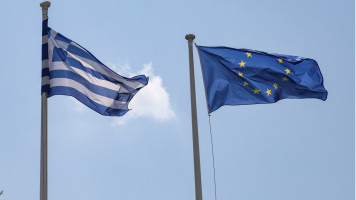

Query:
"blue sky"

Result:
[[0, 0, 354, 200]]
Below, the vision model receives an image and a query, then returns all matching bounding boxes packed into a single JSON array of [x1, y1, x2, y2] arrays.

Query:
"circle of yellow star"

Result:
[[243, 81, 248, 86], [285, 68, 291, 74], [277, 58, 283, 63], [239, 60, 246, 67], [253, 88, 260, 94], [273, 83, 278, 89], [238, 72, 243, 77], [266, 88, 272, 96], [282, 77, 288, 81], [245, 52, 252, 57]]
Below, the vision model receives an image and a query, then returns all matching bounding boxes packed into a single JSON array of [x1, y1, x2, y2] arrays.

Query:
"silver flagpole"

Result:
[[185, 34, 203, 200], [40, 2, 50, 200]]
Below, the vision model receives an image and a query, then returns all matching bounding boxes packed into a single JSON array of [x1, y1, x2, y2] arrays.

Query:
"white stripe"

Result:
[[56, 40, 70, 49], [42, 59, 49, 69], [70, 52, 146, 90], [50, 61, 129, 93], [42, 76, 49, 86], [48, 30, 145, 90], [50, 29, 58, 38], [50, 78, 128, 110], [47, 28, 146, 91], [63, 52, 129, 92], [47, 29, 59, 68]]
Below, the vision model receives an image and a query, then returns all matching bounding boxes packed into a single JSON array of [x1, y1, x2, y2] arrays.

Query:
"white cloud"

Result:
[[112, 63, 175, 125], [71, 62, 176, 125]]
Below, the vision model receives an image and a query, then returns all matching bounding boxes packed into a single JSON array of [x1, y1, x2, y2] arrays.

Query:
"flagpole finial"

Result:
[[40, 1, 51, 9], [185, 34, 195, 41]]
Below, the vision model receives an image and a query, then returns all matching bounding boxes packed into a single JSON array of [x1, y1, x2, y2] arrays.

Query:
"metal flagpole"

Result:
[[185, 34, 203, 200], [40, 2, 50, 200]]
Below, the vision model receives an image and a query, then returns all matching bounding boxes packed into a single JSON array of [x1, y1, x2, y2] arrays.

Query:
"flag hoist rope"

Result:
[[195, 42, 218, 200], [40, 1, 50, 200], [208, 114, 218, 200]]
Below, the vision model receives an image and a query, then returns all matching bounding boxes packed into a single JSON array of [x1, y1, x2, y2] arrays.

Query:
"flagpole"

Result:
[[185, 34, 203, 200], [40, 2, 50, 200]]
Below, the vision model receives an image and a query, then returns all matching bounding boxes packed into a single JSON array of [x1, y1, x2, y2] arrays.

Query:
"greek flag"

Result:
[[41, 20, 148, 116]]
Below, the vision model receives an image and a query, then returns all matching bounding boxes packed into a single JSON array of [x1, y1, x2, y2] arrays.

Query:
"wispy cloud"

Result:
[[71, 62, 176, 125]]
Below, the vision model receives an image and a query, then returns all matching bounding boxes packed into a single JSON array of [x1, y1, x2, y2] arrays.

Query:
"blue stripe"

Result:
[[125, 74, 149, 86], [48, 30, 148, 90], [42, 43, 48, 60], [54, 32, 72, 44], [41, 19, 48, 94], [52, 46, 68, 62], [67, 43, 149, 86], [42, 68, 49, 77], [48, 86, 129, 116], [67, 56, 148, 90], [67, 43, 96, 63], [52, 47, 119, 82], [41, 84, 50, 94], [50, 70, 132, 102], [66, 56, 120, 84], [47, 28, 102, 66], [51, 46, 141, 92], [66, 41, 107, 69], [42, 19, 48, 36]]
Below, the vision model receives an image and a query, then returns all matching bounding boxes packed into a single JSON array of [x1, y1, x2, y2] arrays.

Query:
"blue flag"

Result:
[[42, 19, 148, 116], [196, 45, 327, 113]]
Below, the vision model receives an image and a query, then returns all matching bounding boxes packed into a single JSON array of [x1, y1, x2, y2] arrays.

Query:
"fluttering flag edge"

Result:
[[42, 21, 149, 116]]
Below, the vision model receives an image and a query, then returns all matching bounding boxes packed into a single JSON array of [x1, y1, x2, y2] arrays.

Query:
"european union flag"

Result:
[[196, 45, 327, 113]]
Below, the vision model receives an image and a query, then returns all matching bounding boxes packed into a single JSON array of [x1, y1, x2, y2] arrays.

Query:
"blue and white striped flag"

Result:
[[41, 20, 148, 116]]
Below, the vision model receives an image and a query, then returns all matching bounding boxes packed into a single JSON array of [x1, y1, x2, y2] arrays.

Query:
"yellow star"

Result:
[[238, 72, 243, 77], [239, 60, 246, 67], [282, 77, 288, 81], [266, 88, 272, 96], [243, 81, 248, 86], [273, 83, 278, 89], [253, 88, 260, 94], [277, 58, 283, 63], [245, 52, 252, 57], [285, 68, 291, 74]]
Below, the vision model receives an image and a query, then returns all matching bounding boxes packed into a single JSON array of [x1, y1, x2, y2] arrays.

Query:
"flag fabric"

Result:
[[196, 45, 327, 113], [41, 20, 148, 116]]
